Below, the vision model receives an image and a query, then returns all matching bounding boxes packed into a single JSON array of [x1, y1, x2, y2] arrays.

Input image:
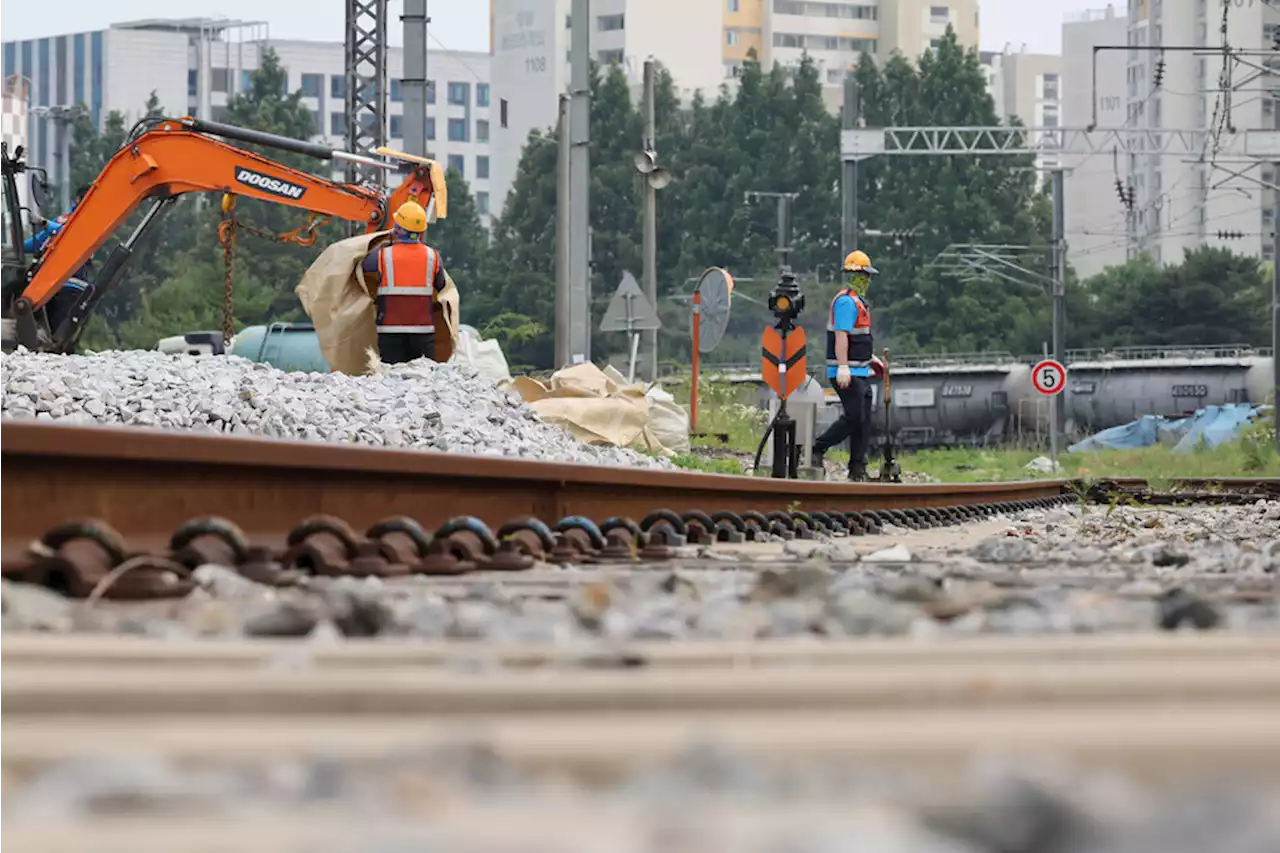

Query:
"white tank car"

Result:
[[1063, 345, 1273, 433]]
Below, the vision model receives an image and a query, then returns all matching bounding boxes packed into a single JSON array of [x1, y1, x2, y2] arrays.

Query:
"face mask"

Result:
[[847, 272, 871, 296]]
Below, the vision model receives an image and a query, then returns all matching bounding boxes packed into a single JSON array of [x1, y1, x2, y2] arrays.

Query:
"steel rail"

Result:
[[0, 421, 1072, 546]]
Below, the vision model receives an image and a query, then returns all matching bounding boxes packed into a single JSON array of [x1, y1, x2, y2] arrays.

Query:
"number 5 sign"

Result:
[[1032, 359, 1067, 396]]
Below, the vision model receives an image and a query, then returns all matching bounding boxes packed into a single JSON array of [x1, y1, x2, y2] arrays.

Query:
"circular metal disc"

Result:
[[694, 267, 734, 353]]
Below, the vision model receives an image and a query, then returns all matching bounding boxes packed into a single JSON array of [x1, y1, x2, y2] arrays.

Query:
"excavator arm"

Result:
[[5, 116, 446, 352]]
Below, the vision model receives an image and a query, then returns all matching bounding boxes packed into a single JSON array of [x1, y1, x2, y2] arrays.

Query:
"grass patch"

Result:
[[661, 380, 1279, 482], [666, 377, 767, 454], [901, 437, 1279, 484]]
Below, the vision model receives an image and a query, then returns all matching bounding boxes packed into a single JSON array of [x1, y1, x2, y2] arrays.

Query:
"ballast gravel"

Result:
[[0, 349, 672, 469]]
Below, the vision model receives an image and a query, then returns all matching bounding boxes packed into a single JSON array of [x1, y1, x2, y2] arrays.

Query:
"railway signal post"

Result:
[[760, 269, 807, 479], [1033, 357, 1067, 467]]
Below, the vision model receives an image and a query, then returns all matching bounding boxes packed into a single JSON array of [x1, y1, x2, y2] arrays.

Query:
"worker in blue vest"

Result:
[[812, 250, 883, 482]]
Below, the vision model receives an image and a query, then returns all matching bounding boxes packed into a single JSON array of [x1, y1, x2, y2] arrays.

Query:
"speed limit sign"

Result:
[[1032, 359, 1067, 396]]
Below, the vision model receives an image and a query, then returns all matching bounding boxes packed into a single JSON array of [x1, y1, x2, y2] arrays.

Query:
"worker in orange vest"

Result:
[[360, 200, 448, 364], [812, 250, 883, 481]]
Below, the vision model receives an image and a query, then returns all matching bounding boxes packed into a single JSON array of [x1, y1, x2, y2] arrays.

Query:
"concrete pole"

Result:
[[57, 113, 71, 212], [1052, 168, 1067, 442], [641, 59, 658, 381], [776, 195, 793, 271], [401, 0, 429, 157], [567, 0, 592, 363], [1273, 162, 1280, 452], [841, 76, 860, 261], [555, 95, 571, 369]]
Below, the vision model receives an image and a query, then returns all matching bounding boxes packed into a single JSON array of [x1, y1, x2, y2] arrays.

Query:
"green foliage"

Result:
[[56, 33, 1278, 367]]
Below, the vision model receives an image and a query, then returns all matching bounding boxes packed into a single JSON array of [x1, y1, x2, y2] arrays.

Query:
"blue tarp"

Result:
[[1068, 404, 1262, 454]]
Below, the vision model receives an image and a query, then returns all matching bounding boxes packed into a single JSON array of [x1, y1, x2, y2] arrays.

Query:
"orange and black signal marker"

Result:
[[761, 327, 808, 399]]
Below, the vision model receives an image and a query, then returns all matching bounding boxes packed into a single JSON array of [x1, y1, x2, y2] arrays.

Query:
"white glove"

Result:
[[836, 365, 852, 388]]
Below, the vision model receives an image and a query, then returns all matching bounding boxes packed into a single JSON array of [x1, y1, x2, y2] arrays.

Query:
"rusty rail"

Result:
[[1, 421, 1078, 597]]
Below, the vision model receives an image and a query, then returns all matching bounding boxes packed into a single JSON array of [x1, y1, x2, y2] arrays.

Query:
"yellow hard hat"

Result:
[[393, 201, 428, 233], [843, 250, 878, 275]]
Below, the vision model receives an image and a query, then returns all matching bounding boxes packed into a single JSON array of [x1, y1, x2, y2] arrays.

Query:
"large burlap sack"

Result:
[[295, 230, 460, 375]]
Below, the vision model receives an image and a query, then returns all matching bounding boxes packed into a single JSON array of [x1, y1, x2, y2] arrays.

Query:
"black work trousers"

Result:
[[378, 332, 436, 364], [814, 374, 873, 470]]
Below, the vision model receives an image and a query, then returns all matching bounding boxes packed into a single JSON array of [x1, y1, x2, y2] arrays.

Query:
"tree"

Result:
[[428, 166, 485, 288]]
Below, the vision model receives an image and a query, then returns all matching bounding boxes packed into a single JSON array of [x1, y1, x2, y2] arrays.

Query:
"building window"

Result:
[[300, 73, 322, 98], [448, 154, 465, 176], [727, 0, 739, 11], [330, 112, 344, 136], [447, 81, 468, 105], [331, 75, 346, 99], [1042, 109, 1059, 128], [477, 155, 490, 179], [427, 79, 436, 104], [1042, 73, 1059, 100], [188, 69, 197, 96], [212, 68, 230, 92], [598, 49, 624, 64], [481, 227, 490, 244], [476, 191, 490, 215], [598, 13, 625, 31], [477, 83, 490, 107], [240, 69, 254, 92], [476, 119, 490, 142], [313, 111, 324, 137], [427, 117, 436, 140], [930, 5, 949, 23], [500, 98, 509, 128], [929, 38, 942, 50], [390, 115, 403, 138], [727, 30, 740, 46], [390, 79, 402, 102], [448, 117, 469, 141]]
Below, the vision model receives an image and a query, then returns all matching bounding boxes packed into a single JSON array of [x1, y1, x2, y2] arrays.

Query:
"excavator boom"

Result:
[[2, 116, 446, 353]]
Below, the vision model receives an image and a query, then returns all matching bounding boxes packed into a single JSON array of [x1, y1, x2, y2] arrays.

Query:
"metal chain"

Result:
[[216, 196, 332, 347], [220, 215, 236, 347]]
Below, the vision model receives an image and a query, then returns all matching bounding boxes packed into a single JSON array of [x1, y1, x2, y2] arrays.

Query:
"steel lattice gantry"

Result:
[[345, 0, 389, 187], [841, 127, 1280, 159]]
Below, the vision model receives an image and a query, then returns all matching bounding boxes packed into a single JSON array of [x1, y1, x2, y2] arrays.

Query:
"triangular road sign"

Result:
[[599, 271, 662, 332]]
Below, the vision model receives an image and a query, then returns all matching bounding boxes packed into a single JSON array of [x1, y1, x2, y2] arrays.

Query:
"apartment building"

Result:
[[1, 19, 495, 234], [490, 0, 981, 219], [1061, 5, 1129, 278], [981, 47, 1062, 172]]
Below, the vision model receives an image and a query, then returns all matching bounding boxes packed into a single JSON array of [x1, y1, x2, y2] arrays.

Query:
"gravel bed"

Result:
[[4, 747, 1280, 852], [4, 502, 1276, 640], [0, 349, 672, 469]]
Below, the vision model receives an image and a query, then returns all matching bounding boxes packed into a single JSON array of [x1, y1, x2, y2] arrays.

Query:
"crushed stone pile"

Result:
[[0, 349, 673, 469]]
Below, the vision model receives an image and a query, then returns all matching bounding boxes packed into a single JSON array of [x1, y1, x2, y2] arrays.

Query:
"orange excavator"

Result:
[[1, 115, 447, 353]]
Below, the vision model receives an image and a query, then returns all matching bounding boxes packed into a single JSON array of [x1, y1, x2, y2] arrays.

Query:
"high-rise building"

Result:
[[1061, 1, 1279, 279], [1, 19, 495, 235], [1062, 5, 1129, 278], [982, 47, 1062, 171], [489, 0, 981, 220]]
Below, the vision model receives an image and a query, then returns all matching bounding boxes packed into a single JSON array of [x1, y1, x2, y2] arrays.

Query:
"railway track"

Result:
[[2, 420, 1076, 598], [3, 423, 1279, 850]]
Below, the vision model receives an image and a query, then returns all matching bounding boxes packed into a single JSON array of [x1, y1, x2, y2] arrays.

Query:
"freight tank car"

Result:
[[811, 352, 1040, 449], [1062, 344, 1274, 433]]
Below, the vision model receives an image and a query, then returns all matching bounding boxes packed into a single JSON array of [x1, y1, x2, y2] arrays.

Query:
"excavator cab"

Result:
[[1, 143, 46, 347]]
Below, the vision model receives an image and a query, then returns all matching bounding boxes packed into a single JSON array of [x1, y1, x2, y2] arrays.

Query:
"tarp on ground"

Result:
[[1068, 403, 1261, 454], [294, 230, 460, 375], [504, 362, 690, 455]]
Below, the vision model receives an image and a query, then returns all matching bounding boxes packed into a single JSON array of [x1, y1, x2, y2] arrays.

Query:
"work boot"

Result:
[[847, 463, 869, 483]]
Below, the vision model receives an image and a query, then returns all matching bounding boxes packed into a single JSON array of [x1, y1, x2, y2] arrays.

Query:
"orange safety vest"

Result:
[[825, 287, 873, 368], [375, 242, 440, 334]]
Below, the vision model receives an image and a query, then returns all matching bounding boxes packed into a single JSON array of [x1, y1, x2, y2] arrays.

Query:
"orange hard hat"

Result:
[[843, 250, 879, 274]]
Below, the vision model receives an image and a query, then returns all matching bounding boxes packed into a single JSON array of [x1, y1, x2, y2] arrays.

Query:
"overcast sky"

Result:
[[2, 0, 1091, 56]]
